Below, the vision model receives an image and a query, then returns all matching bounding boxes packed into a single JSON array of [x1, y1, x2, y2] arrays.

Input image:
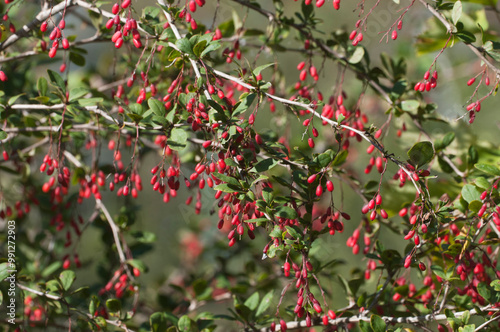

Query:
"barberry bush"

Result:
[[1, 0, 500, 331]]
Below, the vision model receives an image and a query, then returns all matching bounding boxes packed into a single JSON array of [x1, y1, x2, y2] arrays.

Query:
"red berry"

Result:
[[189, 0, 197, 12], [316, 185, 323, 197], [40, 21, 48, 32], [326, 180, 334, 192], [308, 137, 315, 148], [2, 151, 9, 160], [467, 77, 476, 86], [307, 174, 317, 183], [122, 0, 131, 8]]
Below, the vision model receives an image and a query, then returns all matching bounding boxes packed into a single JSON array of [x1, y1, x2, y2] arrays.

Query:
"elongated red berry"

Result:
[[316, 185, 323, 197], [307, 174, 317, 184]]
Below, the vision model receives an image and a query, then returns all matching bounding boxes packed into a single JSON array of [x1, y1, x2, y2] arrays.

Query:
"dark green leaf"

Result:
[[212, 172, 240, 187], [106, 299, 121, 313], [370, 314, 386, 332], [148, 98, 166, 117], [47, 69, 66, 92], [59, 270, 75, 291], [251, 158, 278, 173], [455, 30, 476, 43], [407, 141, 434, 167], [175, 38, 194, 57], [233, 93, 256, 116], [69, 52, 86, 66], [255, 290, 274, 317], [150, 312, 168, 332], [275, 206, 298, 219], [253, 63, 274, 76], [37, 77, 48, 96]]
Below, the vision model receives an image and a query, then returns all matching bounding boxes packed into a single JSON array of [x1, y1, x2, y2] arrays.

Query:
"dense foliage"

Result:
[[2, 0, 500, 331]]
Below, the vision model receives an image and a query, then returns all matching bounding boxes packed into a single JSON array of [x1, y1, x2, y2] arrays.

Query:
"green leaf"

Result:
[[436, 132, 456, 150], [251, 158, 278, 173], [359, 320, 374, 332], [452, 1, 462, 26], [69, 87, 89, 102], [59, 270, 76, 291], [233, 93, 257, 116], [200, 41, 221, 58], [459, 325, 475, 332], [401, 99, 419, 112], [193, 40, 207, 58], [47, 69, 66, 92], [370, 314, 386, 332], [212, 172, 240, 187], [253, 63, 274, 76], [0, 263, 10, 282], [89, 296, 99, 316], [275, 206, 298, 220], [148, 98, 166, 117], [69, 52, 86, 66], [269, 225, 283, 238], [255, 290, 274, 317], [332, 150, 348, 166], [285, 225, 302, 239], [167, 128, 188, 151], [37, 77, 48, 96], [106, 299, 121, 313], [475, 177, 490, 190], [244, 292, 260, 311], [0, 130, 7, 140], [477, 282, 492, 303], [455, 30, 476, 43], [78, 98, 103, 107], [462, 184, 481, 203], [431, 265, 447, 279], [150, 312, 168, 332], [175, 38, 194, 57], [127, 259, 147, 273], [475, 163, 500, 176], [491, 280, 500, 291], [178, 315, 197, 332], [213, 183, 243, 193], [349, 47, 365, 64], [407, 141, 434, 168]]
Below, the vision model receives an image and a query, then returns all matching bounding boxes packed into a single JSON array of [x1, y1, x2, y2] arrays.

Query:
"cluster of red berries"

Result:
[[105, 2, 143, 49], [100, 269, 140, 298], [178, 0, 206, 30], [24, 296, 45, 323], [40, 18, 69, 59], [414, 70, 438, 92]]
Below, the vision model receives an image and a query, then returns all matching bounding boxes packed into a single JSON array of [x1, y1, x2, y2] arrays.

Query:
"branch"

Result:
[[157, 0, 212, 102], [229, 0, 394, 106], [17, 283, 136, 332], [419, 0, 500, 79], [209, 67, 422, 194], [63, 151, 130, 272], [256, 305, 496, 332], [0, 0, 77, 51]]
